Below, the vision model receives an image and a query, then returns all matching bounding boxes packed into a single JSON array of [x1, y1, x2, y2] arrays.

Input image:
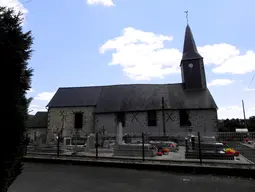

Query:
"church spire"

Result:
[[180, 17, 207, 90], [182, 24, 202, 61]]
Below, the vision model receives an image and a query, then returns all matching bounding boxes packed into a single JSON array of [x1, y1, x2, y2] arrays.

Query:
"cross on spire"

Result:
[[184, 10, 189, 24]]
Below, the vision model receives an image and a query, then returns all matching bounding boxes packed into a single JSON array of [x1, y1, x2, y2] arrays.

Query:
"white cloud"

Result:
[[87, 0, 115, 7], [212, 51, 255, 74], [28, 104, 46, 115], [100, 27, 181, 80], [100, 27, 255, 80], [34, 91, 55, 101], [0, 0, 28, 20], [28, 91, 56, 114], [198, 44, 240, 66], [218, 106, 254, 119], [208, 79, 234, 87], [244, 88, 255, 91]]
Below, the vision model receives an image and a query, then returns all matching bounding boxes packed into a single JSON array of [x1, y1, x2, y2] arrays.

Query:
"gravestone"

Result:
[[71, 137, 86, 145], [64, 137, 71, 146], [123, 134, 132, 143], [103, 140, 110, 148], [99, 127, 107, 147], [116, 122, 123, 145], [85, 134, 95, 152]]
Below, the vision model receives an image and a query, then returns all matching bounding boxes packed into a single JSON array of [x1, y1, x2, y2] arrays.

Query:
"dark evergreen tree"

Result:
[[248, 116, 255, 132], [0, 7, 33, 192]]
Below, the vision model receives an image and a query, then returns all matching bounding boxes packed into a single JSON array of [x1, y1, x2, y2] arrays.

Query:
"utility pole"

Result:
[[162, 97, 166, 136], [242, 100, 248, 129]]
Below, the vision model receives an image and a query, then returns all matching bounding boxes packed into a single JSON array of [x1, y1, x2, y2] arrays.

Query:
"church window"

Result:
[[74, 112, 83, 129], [147, 111, 157, 126], [179, 110, 191, 126], [116, 112, 125, 127]]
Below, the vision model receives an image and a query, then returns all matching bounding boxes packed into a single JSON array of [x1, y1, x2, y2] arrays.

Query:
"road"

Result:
[[227, 142, 255, 163], [8, 163, 255, 192]]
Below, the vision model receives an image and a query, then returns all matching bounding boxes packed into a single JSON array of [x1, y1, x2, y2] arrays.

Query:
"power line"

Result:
[[248, 73, 255, 88]]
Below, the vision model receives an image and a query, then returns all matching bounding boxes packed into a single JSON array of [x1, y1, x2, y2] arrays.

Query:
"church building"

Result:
[[45, 24, 218, 143]]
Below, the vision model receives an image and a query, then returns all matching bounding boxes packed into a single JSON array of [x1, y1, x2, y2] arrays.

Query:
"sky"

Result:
[[2, 0, 254, 119]]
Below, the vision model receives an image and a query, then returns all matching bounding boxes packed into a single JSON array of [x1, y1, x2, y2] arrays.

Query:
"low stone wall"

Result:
[[27, 145, 64, 154], [90, 148, 114, 153], [113, 144, 156, 157], [185, 151, 235, 160]]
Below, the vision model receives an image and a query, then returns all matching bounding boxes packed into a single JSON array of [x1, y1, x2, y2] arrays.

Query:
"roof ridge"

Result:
[[58, 83, 183, 89]]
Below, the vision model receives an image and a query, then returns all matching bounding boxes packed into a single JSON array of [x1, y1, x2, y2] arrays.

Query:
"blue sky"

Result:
[[3, 0, 254, 119]]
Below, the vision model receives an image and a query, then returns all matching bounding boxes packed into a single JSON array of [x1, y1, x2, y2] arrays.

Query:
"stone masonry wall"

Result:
[[47, 107, 217, 142], [27, 128, 47, 143], [47, 107, 95, 143], [95, 109, 218, 137]]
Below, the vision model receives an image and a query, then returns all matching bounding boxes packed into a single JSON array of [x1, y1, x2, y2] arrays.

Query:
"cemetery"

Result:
[[184, 135, 236, 160], [26, 122, 254, 165], [242, 138, 255, 149]]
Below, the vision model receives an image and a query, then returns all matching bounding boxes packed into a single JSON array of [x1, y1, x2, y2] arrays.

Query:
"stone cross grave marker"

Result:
[[116, 122, 123, 145], [85, 133, 95, 152]]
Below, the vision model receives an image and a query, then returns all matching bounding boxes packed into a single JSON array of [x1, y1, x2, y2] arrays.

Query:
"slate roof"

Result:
[[47, 83, 217, 113], [182, 24, 203, 61], [47, 86, 101, 107], [27, 112, 48, 128]]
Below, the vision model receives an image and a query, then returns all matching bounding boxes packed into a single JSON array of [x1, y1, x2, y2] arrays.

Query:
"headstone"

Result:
[[99, 127, 107, 147], [85, 134, 95, 152], [116, 122, 123, 145], [64, 137, 71, 146], [188, 127, 193, 137], [123, 134, 132, 143], [71, 137, 86, 145], [103, 140, 110, 148], [191, 136, 195, 150]]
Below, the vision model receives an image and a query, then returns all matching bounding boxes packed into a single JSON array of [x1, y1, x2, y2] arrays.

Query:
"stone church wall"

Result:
[[46, 107, 217, 143], [95, 109, 218, 137], [26, 127, 47, 144], [46, 107, 95, 143]]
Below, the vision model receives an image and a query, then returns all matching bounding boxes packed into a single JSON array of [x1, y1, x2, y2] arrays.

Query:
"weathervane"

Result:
[[184, 10, 189, 24]]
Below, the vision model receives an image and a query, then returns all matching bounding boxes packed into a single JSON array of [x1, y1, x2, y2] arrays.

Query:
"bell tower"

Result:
[[180, 24, 207, 90]]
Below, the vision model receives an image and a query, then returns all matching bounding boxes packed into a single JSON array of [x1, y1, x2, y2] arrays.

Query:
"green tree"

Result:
[[0, 7, 33, 192], [248, 116, 255, 132]]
